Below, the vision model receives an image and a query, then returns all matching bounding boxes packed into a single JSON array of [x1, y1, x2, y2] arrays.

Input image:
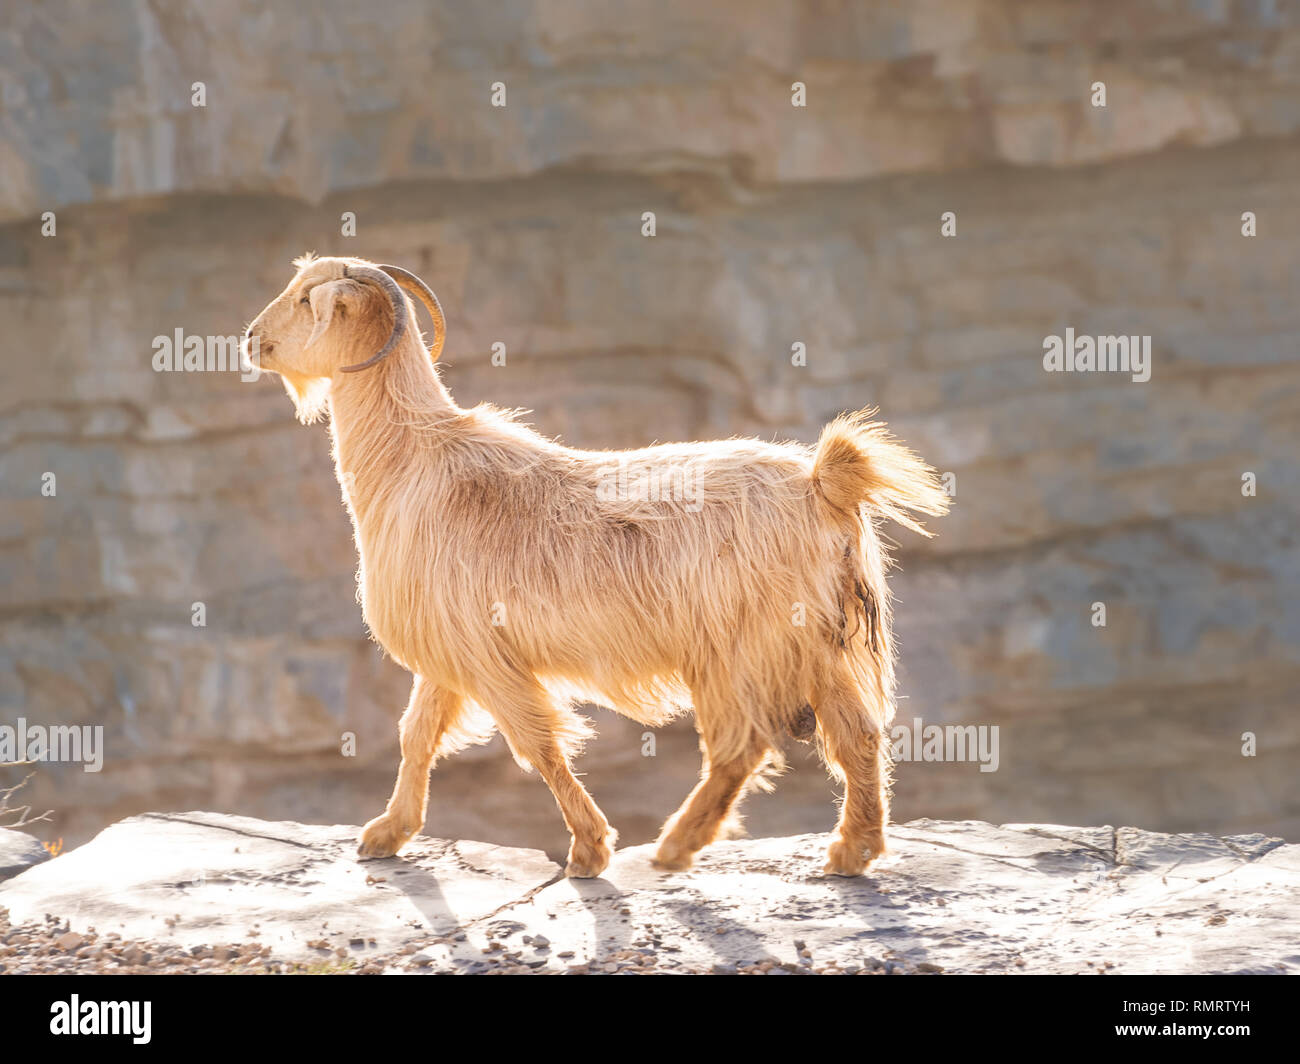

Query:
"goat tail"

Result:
[[811, 408, 949, 535]]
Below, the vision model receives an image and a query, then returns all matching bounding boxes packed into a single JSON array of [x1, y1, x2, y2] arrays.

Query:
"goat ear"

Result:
[[305, 280, 346, 349]]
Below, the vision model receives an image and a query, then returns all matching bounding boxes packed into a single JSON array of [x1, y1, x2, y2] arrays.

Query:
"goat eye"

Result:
[[299, 296, 310, 305]]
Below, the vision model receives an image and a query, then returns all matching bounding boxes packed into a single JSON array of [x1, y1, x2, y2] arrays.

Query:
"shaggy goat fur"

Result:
[[244, 255, 948, 877]]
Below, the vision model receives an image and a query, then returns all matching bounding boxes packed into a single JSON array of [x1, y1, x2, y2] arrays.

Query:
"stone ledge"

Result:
[[0, 812, 1293, 974]]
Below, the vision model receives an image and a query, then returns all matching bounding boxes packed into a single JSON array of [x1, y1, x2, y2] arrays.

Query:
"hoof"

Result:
[[357, 814, 416, 860], [564, 849, 612, 879], [823, 831, 885, 877], [564, 857, 608, 879], [651, 838, 695, 872], [564, 831, 615, 878]]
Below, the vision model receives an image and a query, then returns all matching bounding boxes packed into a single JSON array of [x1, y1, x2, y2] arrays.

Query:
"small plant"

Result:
[[0, 765, 54, 830]]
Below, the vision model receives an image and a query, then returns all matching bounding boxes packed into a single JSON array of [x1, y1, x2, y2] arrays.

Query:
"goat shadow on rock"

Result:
[[355, 854, 461, 940]]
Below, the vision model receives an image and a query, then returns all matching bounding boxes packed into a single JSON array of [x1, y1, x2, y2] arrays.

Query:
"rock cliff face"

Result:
[[0, 814, 1294, 974], [5, 0, 1300, 214], [1, 2, 1297, 848]]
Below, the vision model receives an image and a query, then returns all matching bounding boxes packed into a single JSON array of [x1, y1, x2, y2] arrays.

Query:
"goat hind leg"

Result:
[[653, 733, 766, 872], [815, 665, 889, 876], [358, 677, 462, 859]]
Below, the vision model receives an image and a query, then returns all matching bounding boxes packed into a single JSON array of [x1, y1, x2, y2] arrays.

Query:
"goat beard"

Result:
[[279, 371, 331, 425]]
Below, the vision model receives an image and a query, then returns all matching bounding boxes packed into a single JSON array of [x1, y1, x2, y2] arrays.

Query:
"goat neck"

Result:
[[325, 324, 459, 524]]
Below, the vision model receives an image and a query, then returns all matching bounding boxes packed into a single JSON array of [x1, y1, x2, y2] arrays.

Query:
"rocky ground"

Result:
[[0, 907, 913, 976], [1, 813, 1295, 975]]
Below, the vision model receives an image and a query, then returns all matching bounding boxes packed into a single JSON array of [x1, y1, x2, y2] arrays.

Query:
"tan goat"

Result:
[[243, 255, 948, 877]]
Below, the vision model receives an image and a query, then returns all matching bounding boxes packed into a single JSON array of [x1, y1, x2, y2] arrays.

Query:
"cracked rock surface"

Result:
[[0, 813, 1293, 974]]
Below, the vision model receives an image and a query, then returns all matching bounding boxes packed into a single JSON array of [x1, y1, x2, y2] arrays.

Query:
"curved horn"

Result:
[[337, 264, 409, 373], [379, 264, 446, 361]]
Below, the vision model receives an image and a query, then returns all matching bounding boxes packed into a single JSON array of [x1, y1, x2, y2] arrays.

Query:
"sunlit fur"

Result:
[[244, 255, 949, 878]]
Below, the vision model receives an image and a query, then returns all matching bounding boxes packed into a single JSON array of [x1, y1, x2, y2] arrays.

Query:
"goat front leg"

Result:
[[475, 676, 616, 878], [358, 677, 463, 859]]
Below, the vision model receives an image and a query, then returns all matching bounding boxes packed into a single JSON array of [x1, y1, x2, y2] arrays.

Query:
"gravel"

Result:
[[0, 905, 931, 975]]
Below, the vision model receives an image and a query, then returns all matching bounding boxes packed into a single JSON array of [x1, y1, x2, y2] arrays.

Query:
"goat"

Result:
[[243, 255, 948, 877]]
